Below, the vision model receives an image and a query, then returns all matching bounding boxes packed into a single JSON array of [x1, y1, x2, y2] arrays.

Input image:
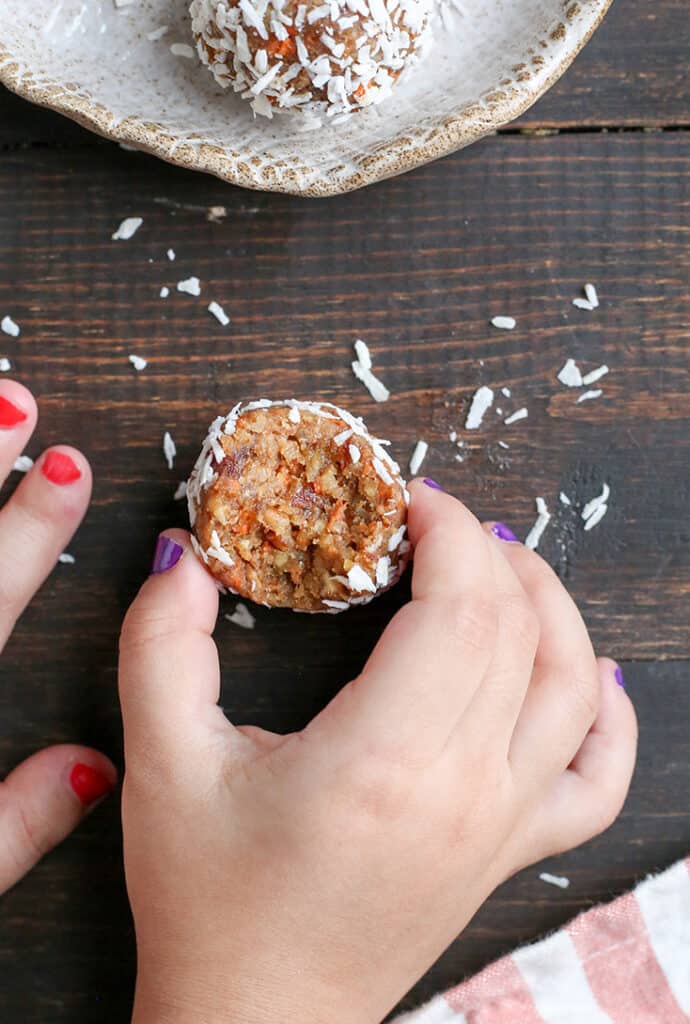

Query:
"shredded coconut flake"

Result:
[[347, 565, 377, 593], [225, 603, 256, 629], [58, 553, 76, 565], [465, 386, 494, 430], [171, 42, 195, 58], [353, 338, 372, 371], [491, 316, 516, 330], [288, 406, 301, 424], [1, 316, 20, 338], [174, 481, 188, 501], [112, 217, 143, 241], [539, 872, 570, 889], [582, 365, 609, 386], [559, 492, 571, 506], [177, 276, 201, 297], [13, 455, 33, 473], [504, 408, 528, 426], [525, 497, 551, 551], [557, 359, 583, 388], [577, 389, 603, 403], [163, 431, 177, 470], [582, 483, 610, 525], [0, 358, 10, 372], [167, 248, 176, 261], [348, 444, 360, 463], [351, 340, 389, 402], [584, 283, 599, 308], [572, 297, 595, 311], [160, 286, 170, 298], [501, 387, 511, 398], [409, 440, 428, 476], [208, 301, 230, 326], [129, 354, 147, 372]]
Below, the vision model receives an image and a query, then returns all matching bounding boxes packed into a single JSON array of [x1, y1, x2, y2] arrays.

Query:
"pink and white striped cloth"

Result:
[[396, 859, 690, 1023]]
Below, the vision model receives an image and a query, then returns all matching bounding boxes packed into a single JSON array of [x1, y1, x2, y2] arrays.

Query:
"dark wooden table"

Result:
[[0, 2, 688, 1019]]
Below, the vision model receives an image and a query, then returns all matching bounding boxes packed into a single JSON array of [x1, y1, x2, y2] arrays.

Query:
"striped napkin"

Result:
[[395, 859, 690, 1023]]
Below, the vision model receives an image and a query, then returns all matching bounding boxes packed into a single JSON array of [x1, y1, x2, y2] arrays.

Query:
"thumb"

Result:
[[118, 530, 230, 772], [0, 744, 116, 894]]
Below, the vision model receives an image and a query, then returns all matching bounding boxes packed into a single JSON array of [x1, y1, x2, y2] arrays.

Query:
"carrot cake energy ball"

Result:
[[189, 0, 433, 121], [187, 400, 410, 612]]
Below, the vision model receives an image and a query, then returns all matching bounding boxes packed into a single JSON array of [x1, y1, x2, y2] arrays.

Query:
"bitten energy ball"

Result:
[[187, 400, 410, 612], [189, 0, 432, 122]]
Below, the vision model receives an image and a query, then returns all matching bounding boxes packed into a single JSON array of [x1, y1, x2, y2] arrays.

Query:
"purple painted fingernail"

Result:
[[491, 522, 519, 543], [151, 535, 184, 575], [423, 478, 444, 491], [614, 665, 625, 689]]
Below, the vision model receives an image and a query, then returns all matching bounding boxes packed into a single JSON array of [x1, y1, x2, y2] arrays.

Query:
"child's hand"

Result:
[[120, 480, 636, 1024], [0, 382, 116, 895]]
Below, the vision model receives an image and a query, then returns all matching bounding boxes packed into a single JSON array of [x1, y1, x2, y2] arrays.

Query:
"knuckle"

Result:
[[501, 593, 540, 653], [336, 751, 415, 827], [441, 594, 498, 654]]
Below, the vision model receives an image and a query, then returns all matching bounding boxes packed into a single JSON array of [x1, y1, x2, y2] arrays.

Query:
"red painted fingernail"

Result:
[[69, 763, 114, 806], [0, 395, 28, 429], [41, 451, 81, 485]]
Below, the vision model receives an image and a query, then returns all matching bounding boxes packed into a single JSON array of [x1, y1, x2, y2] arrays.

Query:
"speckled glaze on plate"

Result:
[[0, 0, 611, 196]]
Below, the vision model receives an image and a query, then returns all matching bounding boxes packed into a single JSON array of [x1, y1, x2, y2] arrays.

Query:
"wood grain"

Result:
[[0, 44, 688, 1023]]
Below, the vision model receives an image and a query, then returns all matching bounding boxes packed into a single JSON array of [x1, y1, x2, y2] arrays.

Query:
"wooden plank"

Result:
[[0, 0, 688, 145], [0, 660, 687, 1023], [0, 133, 687, 659]]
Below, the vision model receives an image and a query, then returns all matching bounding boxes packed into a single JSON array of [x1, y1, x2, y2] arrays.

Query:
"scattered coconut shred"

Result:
[[491, 316, 516, 331], [1, 316, 20, 338], [557, 358, 584, 388], [573, 282, 600, 312], [58, 553, 76, 565], [582, 483, 610, 532], [208, 301, 230, 326], [525, 497, 551, 551], [539, 872, 570, 890], [504, 407, 528, 426], [173, 481, 188, 501], [465, 386, 494, 430], [177, 277, 202, 297], [13, 455, 33, 473], [351, 339, 390, 403], [112, 217, 143, 241], [409, 440, 428, 476], [129, 354, 147, 372], [0, 358, 10, 372], [163, 431, 177, 470], [577, 389, 603, 404], [225, 603, 256, 630]]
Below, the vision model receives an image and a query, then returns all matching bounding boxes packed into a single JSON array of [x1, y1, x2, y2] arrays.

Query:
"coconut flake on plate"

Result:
[[225, 603, 256, 629], [557, 359, 583, 388], [163, 431, 177, 470], [465, 386, 494, 430], [577, 389, 603, 403], [525, 497, 551, 551], [171, 43, 196, 58], [491, 316, 516, 330], [504, 408, 528, 426], [112, 217, 143, 240], [1, 316, 20, 338], [177, 276, 201, 296], [539, 872, 570, 889], [208, 301, 230, 326], [129, 354, 147, 371], [409, 440, 428, 475]]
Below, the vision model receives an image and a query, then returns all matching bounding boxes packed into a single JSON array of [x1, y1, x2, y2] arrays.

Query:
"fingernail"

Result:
[[0, 395, 28, 429], [491, 522, 519, 543], [423, 478, 444, 491], [69, 763, 114, 806], [614, 665, 625, 689], [152, 535, 184, 575], [41, 450, 81, 485]]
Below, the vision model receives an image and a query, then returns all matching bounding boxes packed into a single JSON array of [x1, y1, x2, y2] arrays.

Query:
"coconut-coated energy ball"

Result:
[[189, 0, 433, 122], [187, 400, 410, 612]]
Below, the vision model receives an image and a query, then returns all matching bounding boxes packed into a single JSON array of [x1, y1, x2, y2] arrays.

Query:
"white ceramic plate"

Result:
[[0, 0, 610, 196]]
